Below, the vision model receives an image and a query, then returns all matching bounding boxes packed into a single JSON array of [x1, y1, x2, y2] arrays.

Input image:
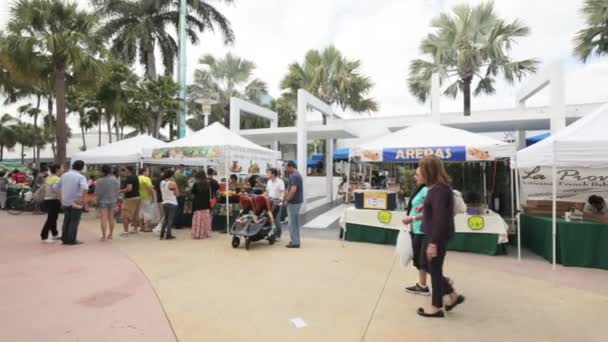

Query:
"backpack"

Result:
[[453, 190, 467, 215]]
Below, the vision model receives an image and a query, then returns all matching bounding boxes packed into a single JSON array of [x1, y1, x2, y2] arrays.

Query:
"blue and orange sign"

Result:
[[382, 146, 466, 162]]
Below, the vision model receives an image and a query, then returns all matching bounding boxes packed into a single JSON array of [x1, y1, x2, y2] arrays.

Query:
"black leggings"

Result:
[[41, 199, 60, 240], [421, 237, 454, 308]]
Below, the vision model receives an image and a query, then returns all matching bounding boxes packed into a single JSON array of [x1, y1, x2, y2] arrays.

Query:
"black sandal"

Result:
[[445, 295, 465, 312], [417, 307, 445, 318]]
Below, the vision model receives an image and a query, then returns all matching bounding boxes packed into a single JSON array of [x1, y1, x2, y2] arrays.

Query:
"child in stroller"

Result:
[[230, 195, 276, 249]]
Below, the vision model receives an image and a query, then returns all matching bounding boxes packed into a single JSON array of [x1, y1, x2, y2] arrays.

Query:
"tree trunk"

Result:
[[463, 76, 472, 117], [20, 144, 24, 165], [120, 124, 124, 140], [34, 94, 41, 167], [169, 121, 174, 141], [106, 113, 113, 143], [54, 63, 67, 166], [114, 115, 120, 141], [81, 123, 87, 151], [98, 109, 102, 146], [146, 48, 157, 80], [0, 145, 3, 161]]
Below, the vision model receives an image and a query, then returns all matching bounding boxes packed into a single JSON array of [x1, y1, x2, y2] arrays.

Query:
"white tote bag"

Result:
[[395, 229, 413, 267]]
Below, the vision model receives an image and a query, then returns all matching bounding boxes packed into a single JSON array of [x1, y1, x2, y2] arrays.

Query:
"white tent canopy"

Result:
[[143, 122, 281, 166], [516, 103, 608, 168], [71, 135, 166, 165], [351, 123, 514, 162], [514, 103, 608, 268]]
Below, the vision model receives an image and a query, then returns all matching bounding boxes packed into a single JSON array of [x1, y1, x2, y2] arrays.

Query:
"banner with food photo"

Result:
[[151, 146, 224, 160]]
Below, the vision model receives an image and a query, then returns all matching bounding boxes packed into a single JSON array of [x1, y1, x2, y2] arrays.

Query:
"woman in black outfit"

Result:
[[416, 155, 465, 318]]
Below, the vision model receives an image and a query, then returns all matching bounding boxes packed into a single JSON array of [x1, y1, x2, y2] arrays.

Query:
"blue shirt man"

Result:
[[53, 160, 88, 245], [285, 161, 303, 248]]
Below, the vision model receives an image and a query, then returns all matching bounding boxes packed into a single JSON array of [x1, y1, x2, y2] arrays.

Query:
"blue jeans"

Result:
[[61, 206, 83, 244], [272, 205, 282, 238], [287, 203, 302, 245], [161, 203, 178, 238]]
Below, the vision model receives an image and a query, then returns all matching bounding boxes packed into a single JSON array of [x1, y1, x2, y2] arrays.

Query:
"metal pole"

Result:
[[551, 164, 557, 269], [225, 152, 230, 234], [177, 0, 187, 139], [514, 164, 522, 261], [482, 163, 487, 206]]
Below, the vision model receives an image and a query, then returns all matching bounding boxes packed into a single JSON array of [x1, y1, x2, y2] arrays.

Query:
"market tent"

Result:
[[514, 102, 608, 268], [143, 122, 281, 166], [516, 103, 608, 168], [307, 153, 324, 168], [333, 148, 349, 160], [71, 135, 166, 165], [351, 122, 514, 162], [526, 132, 550, 147]]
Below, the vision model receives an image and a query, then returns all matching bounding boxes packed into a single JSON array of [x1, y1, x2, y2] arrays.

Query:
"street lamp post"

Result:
[[194, 97, 219, 128], [177, 0, 187, 138]]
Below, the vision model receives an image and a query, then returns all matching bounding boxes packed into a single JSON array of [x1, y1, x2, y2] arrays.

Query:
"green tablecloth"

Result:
[[520, 214, 608, 270], [212, 204, 240, 232], [345, 224, 505, 255]]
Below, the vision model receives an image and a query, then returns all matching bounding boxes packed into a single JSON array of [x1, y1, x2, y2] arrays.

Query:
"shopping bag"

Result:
[[395, 229, 413, 267]]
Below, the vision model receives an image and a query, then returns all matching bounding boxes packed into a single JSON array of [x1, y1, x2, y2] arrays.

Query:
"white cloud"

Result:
[[1, 0, 606, 122]]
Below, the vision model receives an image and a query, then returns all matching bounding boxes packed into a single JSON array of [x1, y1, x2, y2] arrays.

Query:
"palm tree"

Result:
[[67, 90, 96, 151], [6, 0, 104, 165], [408, 2, 539, 116], [0, 114, 18, 161], [281, 45, 379, 117], [17, 100, 43, 165], [14, 121, 35, 165], [143, 76, 180, 139], [190, 53, 268, 128], [574, 0, 608, 62], [96, 0, 235, 80]]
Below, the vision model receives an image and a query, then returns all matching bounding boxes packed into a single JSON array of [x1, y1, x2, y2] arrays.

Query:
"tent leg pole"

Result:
[[225, 156, 230, 235], [482, 162, 487, 206], [342, 156, 352, 246], [552, 165, 557, 270], [515, 167, 521, 262]]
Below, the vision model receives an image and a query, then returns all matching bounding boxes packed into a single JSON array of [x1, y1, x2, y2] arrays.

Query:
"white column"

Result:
[[515, 129, 526, 151], [326, 135, 334, 202], [550, 62, 566, 134], [270, 117, 279, 152], [229, 98, 239, 132], [296, 90, 308, 211], [430, 73, 440, 123]]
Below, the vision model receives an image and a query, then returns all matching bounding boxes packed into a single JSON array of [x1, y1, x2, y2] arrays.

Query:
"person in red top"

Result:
[[9, 169, 27, 184]]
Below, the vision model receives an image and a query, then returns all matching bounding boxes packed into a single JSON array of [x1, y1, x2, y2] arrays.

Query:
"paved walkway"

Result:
[[0, 211, 176, 342], [2, 211, 608, 342]]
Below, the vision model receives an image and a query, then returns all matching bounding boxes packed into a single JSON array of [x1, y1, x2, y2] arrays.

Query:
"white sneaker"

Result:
[[43, 238, 57, 244]]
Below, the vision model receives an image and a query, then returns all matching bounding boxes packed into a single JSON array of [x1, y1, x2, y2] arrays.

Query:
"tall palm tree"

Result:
[[573, 0, 608, 62], [6, 0, 104, 165], [14, 121, 35, 165], [0, 114, 18, 161], [190, 53, 268, 128], [281, 45, 379, 117], [95, 0, 235, 80], [408, 2, 538, 116], [17, 100, 43, 165]]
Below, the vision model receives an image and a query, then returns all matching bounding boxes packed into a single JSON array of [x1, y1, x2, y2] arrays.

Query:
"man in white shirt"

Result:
[[264, 168, 285, 239]]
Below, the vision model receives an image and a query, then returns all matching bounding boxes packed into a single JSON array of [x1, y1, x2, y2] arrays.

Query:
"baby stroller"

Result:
[[230, 195, 276, 250]]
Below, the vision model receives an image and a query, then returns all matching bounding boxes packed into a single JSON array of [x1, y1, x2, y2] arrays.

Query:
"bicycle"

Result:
[[5, 188, 44, 215]]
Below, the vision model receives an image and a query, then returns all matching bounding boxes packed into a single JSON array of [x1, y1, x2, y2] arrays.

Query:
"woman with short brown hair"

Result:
[[416, 155, 465, 318]]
